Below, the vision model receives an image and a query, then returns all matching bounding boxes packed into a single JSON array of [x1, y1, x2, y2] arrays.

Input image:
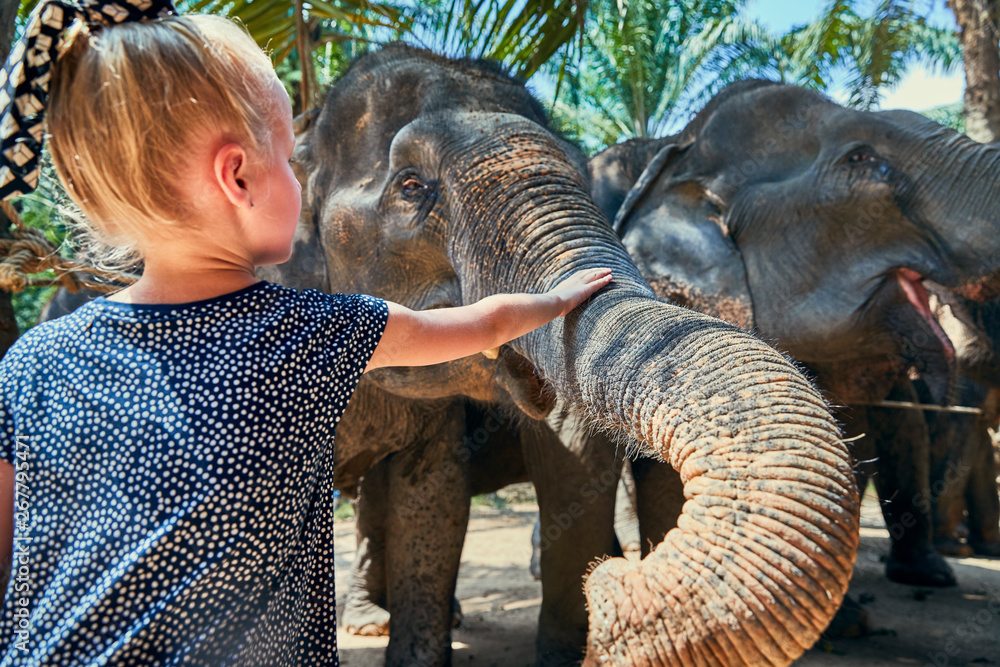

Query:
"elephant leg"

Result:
[[630, 456, 685, 558], [926, 410, 977, 557], [816, 406, 873, 639], [384, 406, 470, 667], [966, 420, 1000, 556], [867, 381, 956, 587], [522, 412, 621, 666], [343, 459, 391, 636], [465, 401, 529, 496], [613, 459, 641, 554], [843, 408, 876, 502]]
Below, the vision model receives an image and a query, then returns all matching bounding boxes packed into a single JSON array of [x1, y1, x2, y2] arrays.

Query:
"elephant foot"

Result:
[[885, 546, 957, 587], [934, 536, 975, 558], [969, 539, 1000, 558], [342, 597, 461, 636], [342, 597, 390, 637], [821, 595, 870, 639]]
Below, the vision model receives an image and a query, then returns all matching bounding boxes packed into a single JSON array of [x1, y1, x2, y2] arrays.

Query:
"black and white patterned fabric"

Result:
[[0, 281, 389, 665], [0, 0, 177, 200]]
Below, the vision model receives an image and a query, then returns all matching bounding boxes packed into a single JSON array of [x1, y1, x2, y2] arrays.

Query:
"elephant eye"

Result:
[[401, 177, 428, 197], [847, 147, 879, 165]]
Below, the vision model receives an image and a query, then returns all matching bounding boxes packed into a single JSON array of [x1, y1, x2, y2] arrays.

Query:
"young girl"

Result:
[[0, 2, 611, 664]]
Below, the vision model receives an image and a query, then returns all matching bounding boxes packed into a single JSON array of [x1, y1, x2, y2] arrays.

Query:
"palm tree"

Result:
[[11, 0, 410, 112], [549, 0, 775, 150], [408, 0, 586, 80], [552, 0, 962, 153], [949, 0, 1000, 142], [776, 0, 961, 109], [184, 0, 410, 110]]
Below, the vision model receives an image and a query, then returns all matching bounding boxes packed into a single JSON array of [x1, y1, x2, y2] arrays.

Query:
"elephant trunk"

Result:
[[445, 116, 860, 665], [556, 297, 858, 665], [902, 123, 1000, 300]]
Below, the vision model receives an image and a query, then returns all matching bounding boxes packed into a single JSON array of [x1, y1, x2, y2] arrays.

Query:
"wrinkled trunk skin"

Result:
[[439, 113, 860, 664], [549, 297, 857, 665], [901, 121, 1000, 300]]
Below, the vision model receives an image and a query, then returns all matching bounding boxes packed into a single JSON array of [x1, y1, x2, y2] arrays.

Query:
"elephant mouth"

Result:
[[881, 267, 956, 403], [896, 268, 955, 363]]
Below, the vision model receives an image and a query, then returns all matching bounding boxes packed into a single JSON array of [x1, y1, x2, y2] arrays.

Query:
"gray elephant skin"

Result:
[[923, 290, 1000, 557], [256, 49, 861, 667], [588, 79, 1000, 591]]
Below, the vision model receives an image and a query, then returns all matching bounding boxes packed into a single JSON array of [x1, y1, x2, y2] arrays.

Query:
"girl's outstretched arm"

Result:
[[364, 268, 612, 373]]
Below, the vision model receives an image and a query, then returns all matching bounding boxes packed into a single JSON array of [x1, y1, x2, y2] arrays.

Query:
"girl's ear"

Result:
[[214, 143, 252, 209]]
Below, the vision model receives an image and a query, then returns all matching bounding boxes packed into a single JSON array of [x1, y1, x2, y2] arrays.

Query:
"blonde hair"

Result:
[[46, 14, 281, 269]]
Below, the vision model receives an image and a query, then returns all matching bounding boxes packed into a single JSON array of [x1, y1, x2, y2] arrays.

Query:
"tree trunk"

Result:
[[0, 0, 20, 358], [293, 0, 319, 113], [951, 0, 1000, 142], [0, 0, 15, 59]]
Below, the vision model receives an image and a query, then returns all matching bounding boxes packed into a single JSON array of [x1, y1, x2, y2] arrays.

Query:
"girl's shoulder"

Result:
[[0, 308, 84, 382]]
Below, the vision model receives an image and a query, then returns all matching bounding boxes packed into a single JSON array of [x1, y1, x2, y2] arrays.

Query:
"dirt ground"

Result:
[[335, 493, 1000, 667]]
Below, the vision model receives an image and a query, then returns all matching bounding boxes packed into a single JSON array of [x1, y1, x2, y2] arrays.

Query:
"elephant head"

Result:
[[590, 79, 1000, 405], [265, 49, 859, 665]]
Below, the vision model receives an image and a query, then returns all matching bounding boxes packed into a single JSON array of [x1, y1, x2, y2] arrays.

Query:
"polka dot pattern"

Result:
[[0, 279, 388, 665]]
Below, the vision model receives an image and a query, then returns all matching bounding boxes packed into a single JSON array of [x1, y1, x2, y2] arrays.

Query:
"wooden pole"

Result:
[[863, 400, 983, 415]]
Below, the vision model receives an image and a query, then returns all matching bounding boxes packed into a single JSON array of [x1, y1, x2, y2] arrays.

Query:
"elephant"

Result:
[[255, 48, 863, 667], [926, 381, 1000, 557], [585, 79, 1000, 594], [922, 288, 1000, 557], [337, 74, 1000, 663]]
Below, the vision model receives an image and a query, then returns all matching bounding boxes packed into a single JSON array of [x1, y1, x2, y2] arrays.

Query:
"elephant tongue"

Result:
[[897, 268, 955, 362]]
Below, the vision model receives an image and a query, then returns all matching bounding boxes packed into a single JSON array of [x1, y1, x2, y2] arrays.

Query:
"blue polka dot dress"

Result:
[[0, 280, 388, 666]]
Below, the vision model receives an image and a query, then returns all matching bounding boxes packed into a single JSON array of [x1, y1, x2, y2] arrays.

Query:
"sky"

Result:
[[747, 0, 965, 111]]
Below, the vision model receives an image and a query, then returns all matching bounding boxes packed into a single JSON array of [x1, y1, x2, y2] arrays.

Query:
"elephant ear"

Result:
[[612, 142, 756, 330], [589, 137, 672, 224], [255, 108, 329, 292]]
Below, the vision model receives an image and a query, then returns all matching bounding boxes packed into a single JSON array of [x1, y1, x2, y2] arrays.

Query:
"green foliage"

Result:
[[470, 492, 507, 510], [920, 101, 966, 133], [548, 0, 776, 150], [333, 496, 355, 521], [411, 0, 586, 80], [182, 0, 409, 65], [546, 0, 962, 151], [11, 284, 57, 333], [776, 0, 961, 109]]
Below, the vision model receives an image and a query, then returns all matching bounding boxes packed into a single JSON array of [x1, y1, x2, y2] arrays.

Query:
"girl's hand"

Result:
[[548, 268, 614, 317], [365, 268, 613, 372]]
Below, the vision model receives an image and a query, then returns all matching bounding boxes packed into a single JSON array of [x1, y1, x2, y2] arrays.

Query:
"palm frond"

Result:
[[411, 0, 586, 80]]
